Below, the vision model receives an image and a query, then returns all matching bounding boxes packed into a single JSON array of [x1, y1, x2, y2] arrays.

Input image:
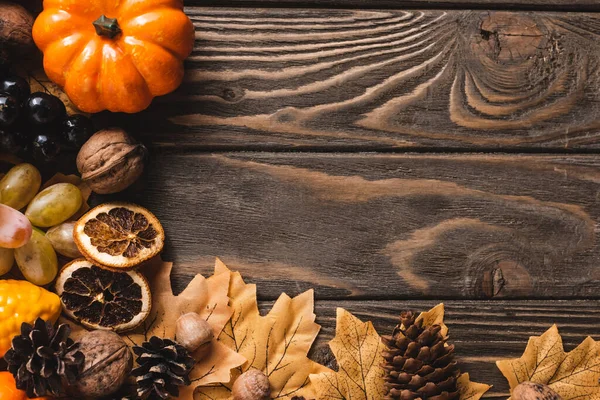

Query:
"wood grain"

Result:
[[99, 9, 600, 150], [119, 153, 600, 300], [284, 299, 600, 398], [190, 0, 600, 11]]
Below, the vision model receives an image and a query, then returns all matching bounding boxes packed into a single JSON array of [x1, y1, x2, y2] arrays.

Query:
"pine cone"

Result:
[[131, 336, 195, 399], [4, 318, 84, 397], [382, 311, 460, 400]]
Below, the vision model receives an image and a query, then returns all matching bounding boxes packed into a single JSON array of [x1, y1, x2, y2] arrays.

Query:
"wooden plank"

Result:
[[120, 152, 600, 299], [280, 299, 600, 398], [101, 9, 600, 150], [190, 1, 600, 11]]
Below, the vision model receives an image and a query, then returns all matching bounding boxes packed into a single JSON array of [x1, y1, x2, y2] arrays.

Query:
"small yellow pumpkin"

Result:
[[32, 0, 195, 113], [0, 280, 61, 357]]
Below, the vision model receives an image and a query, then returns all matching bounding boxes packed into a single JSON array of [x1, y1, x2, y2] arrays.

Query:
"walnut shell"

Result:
[[0, 1, 34, 63], [67, 330, 133, 399], [513, 382, 562, 400], [76, 128, 146, 194]]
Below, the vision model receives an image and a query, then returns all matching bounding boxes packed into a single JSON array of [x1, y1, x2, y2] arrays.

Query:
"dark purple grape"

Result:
[[0, 94, 20, 127], [25, 92, 66, 126], [0, 76, 30, 103], [31, 133, 61, 162], [0, 129, 27, 154], [62, 114, 94, 149], [0, 62, 10, 81]]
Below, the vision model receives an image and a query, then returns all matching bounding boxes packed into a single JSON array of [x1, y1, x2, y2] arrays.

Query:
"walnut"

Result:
[[66, 330, 133, 398], [0, 2, 34, 64], [76, 128, 146, 194]]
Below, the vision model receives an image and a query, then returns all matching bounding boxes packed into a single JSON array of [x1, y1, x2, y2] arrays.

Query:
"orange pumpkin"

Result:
[[0, 372, 49, 400], [32, 0, 195, 113]]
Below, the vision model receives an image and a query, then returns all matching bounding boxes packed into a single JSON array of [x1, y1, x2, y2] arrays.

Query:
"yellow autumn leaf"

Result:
[[128, 257, 246, 396], [416, 303, 448, 338], [457, 373, 491, 400], [308, 308, 386, 400], [197, 260, 327, 399], [497, 324, 600, 399]]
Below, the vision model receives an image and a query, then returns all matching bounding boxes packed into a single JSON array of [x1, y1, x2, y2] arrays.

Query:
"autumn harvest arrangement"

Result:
[[0, 1, 598, 400]]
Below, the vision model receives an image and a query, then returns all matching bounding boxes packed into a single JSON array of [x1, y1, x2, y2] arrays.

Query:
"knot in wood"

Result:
[[477, 13, 545, 63]]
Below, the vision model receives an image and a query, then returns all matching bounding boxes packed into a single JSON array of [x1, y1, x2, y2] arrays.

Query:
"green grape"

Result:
[[46, 221, 82, 259], [25, 183, 83, 228], [0, 163, 42, 210], [15, 229, 58, 285], [0, 247, 14, 276]]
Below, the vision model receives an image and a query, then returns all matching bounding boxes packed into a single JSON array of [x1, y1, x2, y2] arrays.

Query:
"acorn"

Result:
[[232, 369, 271, 400], [512, 382, 562, 400], [175, 312, 214, 353]]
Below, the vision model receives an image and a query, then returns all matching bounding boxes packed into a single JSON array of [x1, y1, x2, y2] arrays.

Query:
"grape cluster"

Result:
[[0, 73, 95, 162]]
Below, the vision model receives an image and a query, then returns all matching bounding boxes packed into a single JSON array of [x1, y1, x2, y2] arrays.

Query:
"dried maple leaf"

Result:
[[63, 258, 247, 396], [128, 257, 246, 395], [308, 308, 386, 400], [497, 324, 600, 399], [197, 260, 327, 400], [457, 374, 491, 400], [307, 304, 490, 400]]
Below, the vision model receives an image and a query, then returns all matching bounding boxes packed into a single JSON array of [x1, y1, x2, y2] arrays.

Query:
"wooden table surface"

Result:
[[92, 1, 600, 397]]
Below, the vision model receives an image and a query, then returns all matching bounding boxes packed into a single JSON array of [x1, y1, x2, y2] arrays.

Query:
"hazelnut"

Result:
[[66, 330, 133, 399], [232, 369, 271, 400], [512, 382, 562, 400], [76, 128, 146, 194], [176, 312, 214, 353]]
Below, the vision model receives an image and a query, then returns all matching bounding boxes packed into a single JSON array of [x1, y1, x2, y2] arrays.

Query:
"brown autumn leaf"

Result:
[[128, 257, 246, 394], [457, 374, 492, 400], [60, 257, 247, 397], [497, 324, 600, 399], [197, 260, 328, 400], [308, 308, 386, 400], [308, 304, 490, 400]]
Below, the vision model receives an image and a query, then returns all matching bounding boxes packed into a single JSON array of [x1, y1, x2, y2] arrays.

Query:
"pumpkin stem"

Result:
[[93, 15, 122, 39]]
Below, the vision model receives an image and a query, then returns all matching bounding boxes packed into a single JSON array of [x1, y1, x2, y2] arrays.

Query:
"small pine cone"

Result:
[[4, 318, 84, 397], [131, 336, 195, 399], [382, 311, 460, 400]]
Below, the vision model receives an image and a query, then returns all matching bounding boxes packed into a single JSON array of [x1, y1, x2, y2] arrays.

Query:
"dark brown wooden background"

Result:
[[95, 1, 600, 397]]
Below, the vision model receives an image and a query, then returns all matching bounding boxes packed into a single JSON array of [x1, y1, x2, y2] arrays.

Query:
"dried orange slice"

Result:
[[74, 203, 164, 269], [56, 259, 151, 332]]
